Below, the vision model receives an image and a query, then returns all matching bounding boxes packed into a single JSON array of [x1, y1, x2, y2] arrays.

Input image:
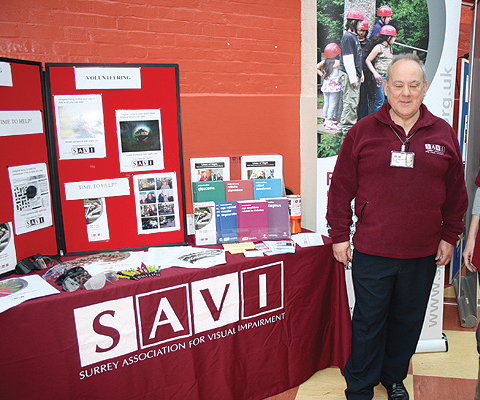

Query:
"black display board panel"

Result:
[[44, 63, 187, 255]]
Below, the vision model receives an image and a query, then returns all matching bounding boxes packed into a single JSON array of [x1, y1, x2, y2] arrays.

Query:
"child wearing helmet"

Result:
[[337, 8, 364, 136], [365, 25, 397, 113], [317, 43, 341, 130], [370, 5, 393, 40]]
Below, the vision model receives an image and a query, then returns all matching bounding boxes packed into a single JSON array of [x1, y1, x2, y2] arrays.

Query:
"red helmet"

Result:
[[360, 20, 369, 31], [346, 9, 364, 21], [324, 43, 341, 59], [377, 5, 393, 17], [380, 25, 397, 36]]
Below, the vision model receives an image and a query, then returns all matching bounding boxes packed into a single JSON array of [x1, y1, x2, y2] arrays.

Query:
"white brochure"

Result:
[[116, 109, 165, 172], [84, 198, 110, 242], [8, 163, 53, 235], [53, 94, 107, 160], [0, 222, 17, 275]]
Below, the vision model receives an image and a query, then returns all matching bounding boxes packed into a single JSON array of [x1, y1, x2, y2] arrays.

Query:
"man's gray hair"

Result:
[[386, 53, 427, 83]]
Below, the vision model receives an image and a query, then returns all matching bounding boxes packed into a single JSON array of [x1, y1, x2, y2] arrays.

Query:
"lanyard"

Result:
[[389, 125, 418, 152]]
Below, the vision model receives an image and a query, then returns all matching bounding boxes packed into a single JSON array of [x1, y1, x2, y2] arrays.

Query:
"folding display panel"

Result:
[[45, 63, 187, 255], [0, 58, 58, 263]]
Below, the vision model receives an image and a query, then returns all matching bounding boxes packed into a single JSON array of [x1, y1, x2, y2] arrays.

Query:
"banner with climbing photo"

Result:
[[316, 0, 462, 354], [316, 0, 460, 236]]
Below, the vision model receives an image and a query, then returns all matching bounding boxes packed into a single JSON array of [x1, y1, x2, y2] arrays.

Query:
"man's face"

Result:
[[384, 59, 427, 121], [385, 16, 392, 24]]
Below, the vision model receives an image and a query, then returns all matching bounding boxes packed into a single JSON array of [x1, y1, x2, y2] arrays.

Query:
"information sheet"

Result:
[[53, 94, 107, 160], [0, 110, 44, 137], [8, 163, 53, 235], [74, 67, 142, 90], [0, 61, 13, 87], [116, 109, 164, 172], [0, 275, 60, 314]]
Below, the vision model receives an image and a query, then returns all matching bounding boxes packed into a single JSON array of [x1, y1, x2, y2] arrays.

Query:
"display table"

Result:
[[0, 239, 351, 400]]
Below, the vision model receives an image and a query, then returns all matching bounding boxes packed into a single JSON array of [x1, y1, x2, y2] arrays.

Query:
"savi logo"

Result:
[[74, 262, 284, 367], [425, 143, 446, 155]]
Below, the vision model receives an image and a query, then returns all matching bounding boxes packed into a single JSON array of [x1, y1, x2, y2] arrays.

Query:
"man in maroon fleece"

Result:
[[326, 53, 468, 400]]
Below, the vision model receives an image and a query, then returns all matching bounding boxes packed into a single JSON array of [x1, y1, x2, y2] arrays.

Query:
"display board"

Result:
[[0, 58, 58, 264], [45, 63, 187, 255]]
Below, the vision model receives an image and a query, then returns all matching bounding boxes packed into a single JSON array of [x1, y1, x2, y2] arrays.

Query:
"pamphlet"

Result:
[[192, 181, 226, 203], [224, 180, 254, 201], [265, 198, 291, 240], [190, 157, 230, 182], [0, 222, 16, 275], [236, 200, 269, 242], [194, 202, 217, 245], [222, 242, 255, 254], [215, 201, 237, 243], [253, 179, 283, 200], [84, 198, 110, 242], [0, 275, 60, 314], [292, 232, 324, 247], [240, 154, 283, 181]]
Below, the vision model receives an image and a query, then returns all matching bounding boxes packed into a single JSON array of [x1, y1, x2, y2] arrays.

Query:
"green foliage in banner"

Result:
[[317, 132, 344, 158], [317, 0, 429, 62]]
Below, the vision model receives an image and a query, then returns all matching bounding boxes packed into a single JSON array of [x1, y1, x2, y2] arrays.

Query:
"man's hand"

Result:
[[332, 241, 352, 266], [435, 239, 454, 266]]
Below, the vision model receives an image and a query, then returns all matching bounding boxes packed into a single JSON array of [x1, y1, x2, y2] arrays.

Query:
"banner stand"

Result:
[[416, 265, 447, 353]]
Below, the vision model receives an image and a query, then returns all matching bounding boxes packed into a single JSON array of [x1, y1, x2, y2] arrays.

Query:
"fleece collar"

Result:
[[374, 103, 439, 132]]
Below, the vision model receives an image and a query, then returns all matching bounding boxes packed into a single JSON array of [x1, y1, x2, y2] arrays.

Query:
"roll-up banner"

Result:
[[316, 0, 462, 352]]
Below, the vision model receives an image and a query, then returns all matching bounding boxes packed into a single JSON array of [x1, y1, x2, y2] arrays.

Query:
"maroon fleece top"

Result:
[[327, 103, 468, 259]]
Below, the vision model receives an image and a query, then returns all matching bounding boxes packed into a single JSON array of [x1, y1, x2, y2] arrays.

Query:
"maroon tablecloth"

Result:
[[0, 241, 351, 400]]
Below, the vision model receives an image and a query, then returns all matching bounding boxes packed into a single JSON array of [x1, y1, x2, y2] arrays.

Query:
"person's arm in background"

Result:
[[463, 187, 480, 272], [365, 45, 382, 86], [343, 53, 358, 87], [317, 60, 325, 77]]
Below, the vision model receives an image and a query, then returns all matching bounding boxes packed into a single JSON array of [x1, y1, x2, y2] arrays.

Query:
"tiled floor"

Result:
[[266, 279, 479, 399]]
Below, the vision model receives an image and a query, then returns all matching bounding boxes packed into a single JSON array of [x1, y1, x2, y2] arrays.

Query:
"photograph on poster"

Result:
[[133, 172, 180, 234], [53, 94, 106, 160], [316, 0, 429, 158], [116, 109, 164, 172], [190, 157, 231, 182]]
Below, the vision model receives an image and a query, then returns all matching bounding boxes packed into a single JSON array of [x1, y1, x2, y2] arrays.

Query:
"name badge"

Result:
[[390, 151, 414, 168]]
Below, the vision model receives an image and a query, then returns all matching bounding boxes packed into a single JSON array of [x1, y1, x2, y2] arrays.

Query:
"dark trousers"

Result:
[[344, 250, 437, 400], [357, 81, 370, 120]]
